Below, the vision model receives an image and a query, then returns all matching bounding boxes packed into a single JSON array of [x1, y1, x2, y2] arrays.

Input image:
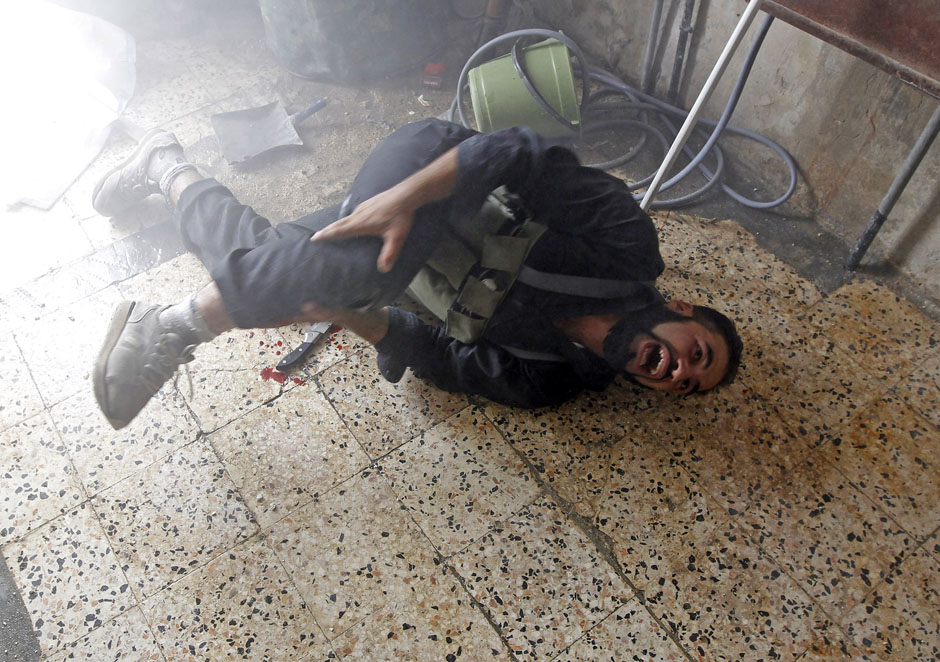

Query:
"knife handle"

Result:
[[277, 342, 313, 371]]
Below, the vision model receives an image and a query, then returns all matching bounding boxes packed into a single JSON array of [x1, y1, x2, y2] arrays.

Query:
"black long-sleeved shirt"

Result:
[[374, 125, 665, 407]]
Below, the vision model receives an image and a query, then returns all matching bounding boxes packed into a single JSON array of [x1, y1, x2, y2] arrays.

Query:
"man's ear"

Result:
[[664, 300, 694, 317]]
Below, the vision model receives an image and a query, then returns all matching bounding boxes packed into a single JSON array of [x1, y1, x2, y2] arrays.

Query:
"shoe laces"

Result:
[[138, 335, 195, 392]]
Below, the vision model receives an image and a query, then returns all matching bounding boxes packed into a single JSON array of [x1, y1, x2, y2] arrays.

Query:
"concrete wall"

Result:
[[531, 0, 940, 299]]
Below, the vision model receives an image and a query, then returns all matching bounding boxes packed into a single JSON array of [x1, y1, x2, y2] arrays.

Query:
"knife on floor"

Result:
[[277, 321, 333, 371]]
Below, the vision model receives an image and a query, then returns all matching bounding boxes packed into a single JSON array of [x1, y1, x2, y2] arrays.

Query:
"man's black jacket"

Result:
[[375, 125, 665, 407]]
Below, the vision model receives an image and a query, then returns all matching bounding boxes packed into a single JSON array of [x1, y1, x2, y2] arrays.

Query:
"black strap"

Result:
[[517, 265, 655, 298]]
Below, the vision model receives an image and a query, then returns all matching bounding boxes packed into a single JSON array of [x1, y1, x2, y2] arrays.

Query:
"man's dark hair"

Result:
[[691, 305, 743, 387]]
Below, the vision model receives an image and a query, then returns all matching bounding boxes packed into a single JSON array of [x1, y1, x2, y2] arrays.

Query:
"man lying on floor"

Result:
[[91, 118, 742, 430]]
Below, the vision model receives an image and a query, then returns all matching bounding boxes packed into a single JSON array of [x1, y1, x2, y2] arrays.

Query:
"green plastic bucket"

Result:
[[468, 39, 580, 137]]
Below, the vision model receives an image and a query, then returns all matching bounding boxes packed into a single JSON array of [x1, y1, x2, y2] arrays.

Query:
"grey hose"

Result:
[[448, 18, 797, 210]]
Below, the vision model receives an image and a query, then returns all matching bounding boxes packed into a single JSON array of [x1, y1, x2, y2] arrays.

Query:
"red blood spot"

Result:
[[291, 377, 307, 386], [277, 340, 283, 346], [336, 345, 343, 350], [276, 351, 281, 355], [260, 367, 288, 384], [259, 340, 264, 346], [249, 331, 255, 338]]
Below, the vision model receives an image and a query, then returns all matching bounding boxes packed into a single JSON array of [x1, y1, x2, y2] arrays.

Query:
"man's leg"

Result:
[[92, 119, 475, 429]]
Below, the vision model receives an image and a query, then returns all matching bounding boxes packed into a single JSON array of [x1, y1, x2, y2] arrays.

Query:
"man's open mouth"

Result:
[[638, 342, 670, 379]]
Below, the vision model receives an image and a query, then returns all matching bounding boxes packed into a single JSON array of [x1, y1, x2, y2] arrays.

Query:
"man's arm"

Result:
[[312, 147, 458, 272], [301, 302, 582, 408], [376, 308, 583, 408]]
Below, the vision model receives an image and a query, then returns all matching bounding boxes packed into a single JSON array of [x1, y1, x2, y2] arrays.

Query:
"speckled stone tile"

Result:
[[842, 547, 940, 662], [656, 216, 822, 324], [93, 439, 257, 598], [51, 387, 200, 496], [745, 456, 913, 617], [141, 537, 328, 661], [122, 37, 281, 132], [265, 470, 443, 639], [650, 211, 712, 271], [0, 332, 45, 431], [115, 252, 209, 303], [327, 566, 509, 661], [0, 412, 85, 545], [450, 496, 631, 659], [180, 327, 307, 432], [894, 349, 940, 430], [482, 381, 646, 517], [625, 386, 808, 517], [593, 436, 726, 590], [281, 322, 362, 378], [319, 349, 468, 458], [210, 386, 370, 528], [379, 406, 540, 555], [647, 522, 830, 661], [750, 322, 885, 448], [796, 630, 871, 661], [47, 607, 162, 662], [822, 395, 940, 541], [0, 258, 116, 335], [803, 280, 939, 383], [13, 286, 123, 407], [5, 502, 134, 657], [555, 599, 685, 661]]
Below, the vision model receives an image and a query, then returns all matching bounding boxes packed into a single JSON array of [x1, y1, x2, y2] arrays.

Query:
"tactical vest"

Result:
[[406, 186, 545, 344], [406, 187, 660, 360]]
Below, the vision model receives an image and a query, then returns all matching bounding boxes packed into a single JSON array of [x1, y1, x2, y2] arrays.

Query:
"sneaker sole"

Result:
[[91, 128, 177, 216], [93, 300, 136, 430]]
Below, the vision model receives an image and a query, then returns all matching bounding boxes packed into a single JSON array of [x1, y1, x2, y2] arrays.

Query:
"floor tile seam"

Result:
[[6, 329, 51, 414], [249, 464, 374, 538], [722, 514, 853, 630], [476, 408, 699, 662], [177, 374, 299, 436], [86, 440, 263, 603], [544, 596, 686, 662], [2, 222, 185, 329], [367, 429, 546, 561], [887, 382, 940, 436], [362, 462, 536, 660], [313, 362, 474, 464], [251, 458, 516, 657], [22, 497, 141, 659], [798, 289, 940, 360], [62, 425, 206, 503], [436, 553, 524, 662], [798, 422, 940, 547], [733, 450, 920, 623], [635, 415, 774, 520], [0, 411, 95, 551], [134, 529, 335, 656], [248, 527, 345, 656], [815, 327, 925, 393]]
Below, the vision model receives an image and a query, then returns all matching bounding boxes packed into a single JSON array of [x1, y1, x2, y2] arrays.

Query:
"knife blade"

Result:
[[277, 321, 333, 371]]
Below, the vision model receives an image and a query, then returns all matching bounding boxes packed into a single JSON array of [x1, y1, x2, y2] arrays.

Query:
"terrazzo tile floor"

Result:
[[2, 8, 939, 662]]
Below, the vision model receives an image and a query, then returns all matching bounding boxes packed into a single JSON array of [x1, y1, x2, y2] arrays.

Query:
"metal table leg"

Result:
[[845, 103, 940, 270]]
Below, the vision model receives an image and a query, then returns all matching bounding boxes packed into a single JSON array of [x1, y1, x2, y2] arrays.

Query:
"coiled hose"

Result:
[[446, 18, 797, 210]]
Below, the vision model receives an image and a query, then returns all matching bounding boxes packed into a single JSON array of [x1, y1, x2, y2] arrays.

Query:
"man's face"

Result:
[[624, 314, 730, 395]]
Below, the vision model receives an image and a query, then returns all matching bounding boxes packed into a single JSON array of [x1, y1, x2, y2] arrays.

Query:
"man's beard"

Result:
[[602, 304, 686, 377]]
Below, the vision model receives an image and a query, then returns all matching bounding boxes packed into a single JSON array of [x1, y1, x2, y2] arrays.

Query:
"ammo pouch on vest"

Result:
[[406, 186, 545, 343], [406, 187, 660, 358]]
